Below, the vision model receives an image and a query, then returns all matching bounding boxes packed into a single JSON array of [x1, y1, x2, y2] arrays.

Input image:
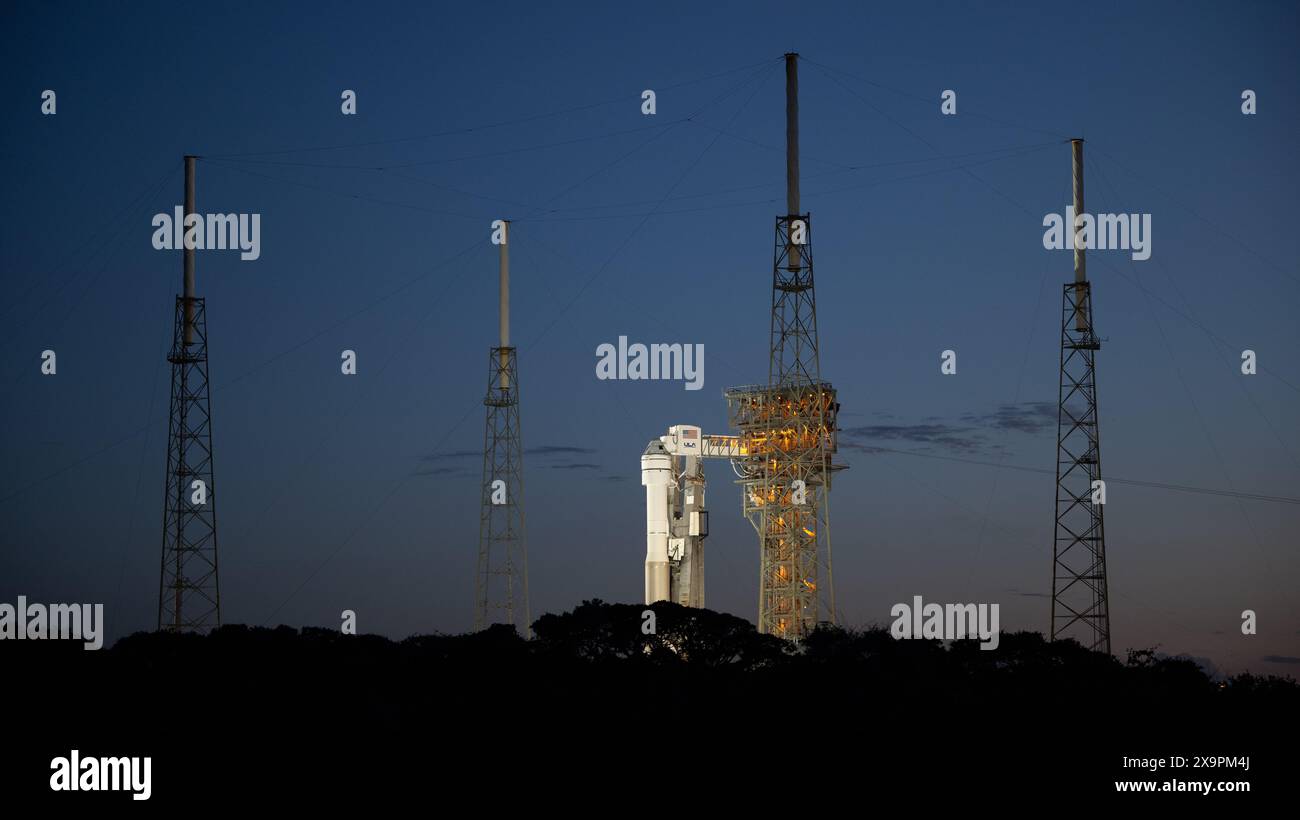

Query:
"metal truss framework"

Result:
[[476, 346, 530, 636], [1050, 281, 1110, 653], [727, 214, 841, 640], [159, 295, 221, 632]]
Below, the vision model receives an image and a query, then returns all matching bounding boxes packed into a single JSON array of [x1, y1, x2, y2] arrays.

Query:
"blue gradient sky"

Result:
[[2, 0, 1296, 674]]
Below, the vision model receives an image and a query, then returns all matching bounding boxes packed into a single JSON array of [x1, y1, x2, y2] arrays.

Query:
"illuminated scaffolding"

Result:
[[725, 54, 843, 640], [726, 377, 840, 638]]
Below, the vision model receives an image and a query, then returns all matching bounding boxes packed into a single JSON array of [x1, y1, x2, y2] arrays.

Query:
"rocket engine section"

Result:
[[641, 425, 716, 608]]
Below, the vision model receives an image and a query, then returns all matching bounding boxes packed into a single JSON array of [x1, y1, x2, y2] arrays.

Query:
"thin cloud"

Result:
[[1005, 588, 1050, 599], [420, 449, 479, 462], [959, 402, 1056, 434], [422, 443, 597, 462], [527, 445, 597, 457], [412, 466, 469, 477], [842, 400, 1056, 454], [841, 423, 985, 453]]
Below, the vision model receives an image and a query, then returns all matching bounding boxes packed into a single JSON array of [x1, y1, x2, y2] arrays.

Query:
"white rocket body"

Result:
[[640, 425, 738, 608], [641, 446, 672, 605]]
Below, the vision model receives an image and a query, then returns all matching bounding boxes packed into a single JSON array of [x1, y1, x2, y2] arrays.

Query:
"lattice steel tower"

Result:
[[476, 220, 530, 635], [726, 54, 842, 639], [159, 155, 221, 632], [1050, 139, 1111, 653]]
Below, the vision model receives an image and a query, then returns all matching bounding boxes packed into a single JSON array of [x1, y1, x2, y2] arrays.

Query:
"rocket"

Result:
[[641, 440, 672, 604]]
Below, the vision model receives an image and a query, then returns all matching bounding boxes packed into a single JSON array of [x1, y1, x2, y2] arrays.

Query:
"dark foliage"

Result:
[[3, 600, 1293, 801]]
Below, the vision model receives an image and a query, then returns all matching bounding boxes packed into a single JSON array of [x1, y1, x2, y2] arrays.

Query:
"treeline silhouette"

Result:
[[12, 599, 1297, 712], [4, 600, 1293, 800]]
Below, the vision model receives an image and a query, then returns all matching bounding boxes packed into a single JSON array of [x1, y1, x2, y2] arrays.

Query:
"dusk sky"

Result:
[[2, 0, 1296, 674]]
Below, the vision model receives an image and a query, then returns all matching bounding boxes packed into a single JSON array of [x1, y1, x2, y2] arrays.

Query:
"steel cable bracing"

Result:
[[491, 140, 1053, 216], [193, 52, 1060, 224], [248, 223, 515, 620], [424, 139, 1059, 218], [965, 176, 1062, 573], [514, 133, 1289, 641], [207, 120, 682, 172], [201, 60, 783, 231], [257, 61, 785, 624], [1016, 165, 1300, 401], [245, 57, 1300, 630], [1090, 154, 1299, 472], [258, 361, 484, 627], [806, 60, 1289, 651], [7, 60, 1279, 518], [0, 159, 180, 333], [862, 446, 1300, 505], [0, 234, 488, 507], [11, 52, 1293, 639], [209, 129, 1062, 225], [257, 58, 1289, 633], [204, 58, 782, 160], [2, 58, 780, 382], [1092, 145, 1300, 289], [111, 329, 171, 624], [1084, 159, 1283, 578], [1091, 259, 1300, 396], [467, 57, 790, 631], [812, 61, 1292, 554], [199, 59, 789, 230], [200, 159, 498, 222], [205, 232, 485, 624], [803, 57, 1072, 141], [227, 241, 489, 546], [1110, 262, 1279, 575], [806, 57, 1070, 580], [2, 162, 181, 380], [518, 60, 780, 352], [517, 143, 1062, 223], [2, 61, 775, 509]]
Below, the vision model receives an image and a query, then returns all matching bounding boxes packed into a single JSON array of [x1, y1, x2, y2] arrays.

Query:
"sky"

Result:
[[1, 0, 1296, 675]]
